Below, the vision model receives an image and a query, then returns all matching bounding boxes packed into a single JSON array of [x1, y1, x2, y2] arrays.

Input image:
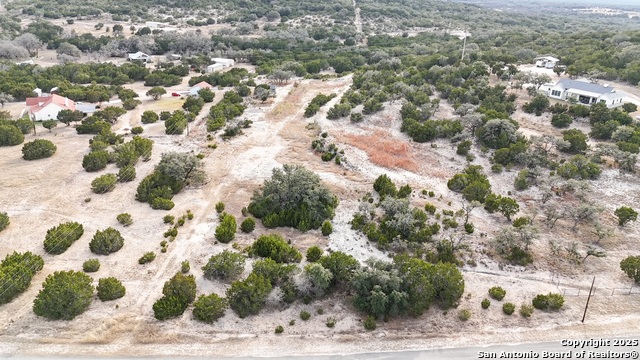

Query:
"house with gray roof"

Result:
[[540, 78, 625, 108]]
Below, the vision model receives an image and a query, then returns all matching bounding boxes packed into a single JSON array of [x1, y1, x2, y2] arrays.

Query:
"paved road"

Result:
[[2, 337, 639, 360]]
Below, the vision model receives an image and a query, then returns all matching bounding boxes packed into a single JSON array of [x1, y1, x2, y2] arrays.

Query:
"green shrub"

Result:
[[424, 203, 437, 214], [0, 212, 9, 232], [153, 295, 188, 320], [118, 165, 136, 182], [89, 227, 124, 255], [82, 258, 100, 272], [248, 164, 337, 231], [215, 202, 225, 213], [141, 110, 159, 124], [96, 277, 126, 301], [321, 220, 333, 236], [139, 252, 156, 264], [502, 302, 515, 315], [0, 252, 44, 305], [0, 125, 25, 146], [240, 217, 256, 233], [481, 298, 490, 309], [215, 213, 237, 243], [488, 286, 506, 301], [117, 213, 133, 226], [202, 250, 245, 281], [306, 246, 323, 262], [22, 139, 56, 160], [275, 325, 284, 334], [464, 222, 474, 234], [181, 260, 190, 273], [151, 197, 175, 210], [226, 273, 272, 318], [91, 174, 118, 194], [547, 293, 564, 310], [32, 271, 94, 320], [300, 310, 311, 320], [520, 303, 534, 318], [131, 126, 143, 134], [614, 206, 638, 226], [163, 215, 175, 224], [193, 293, 227, 323], [251, 234, 302, 263], [44, 222, 84, 255], [164, 227, 177, 238], [458, 309, 471, 321], [364, 315, 376, 330], [326, 317, 336, 328], [82, 150, 110, 172], [620, 256, 640, 283]]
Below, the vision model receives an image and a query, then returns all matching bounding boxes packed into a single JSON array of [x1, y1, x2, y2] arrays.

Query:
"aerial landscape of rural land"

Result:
[[0, 0, 640, 358]]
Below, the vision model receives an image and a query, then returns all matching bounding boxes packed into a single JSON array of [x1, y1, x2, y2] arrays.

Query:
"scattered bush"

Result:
[[82, 258, 100, 272], [141, 110, 159, 124], [181, 260, 190, 273], [89, 227, 124, 255], [91, 174, 118, 194], [226, 273, 272, 318], [82, 150, 110, 172], [326, 317, 336, 328], [44, 221, 84, 254], [0, 252, 44, 305], [488, 286, 506, 301], [0, 125, 24, 146], [118, 165, 136, 182], [202, 250, 245, 281], [117, 213, 133, 226], [502, 302, 515, 315], [163, 215, 175, 224], [248, 165, 338, 231], [532, 293, 564, 311], [153, 295, 187, 320], [458, 309, 471, 321], [0, 212, 9, 232], [520, 303, 534, 318], [215, 213, 237, 243], [300, 310, 311, 320], [240, 217, 256, 233], [22, 139, 56, 160], [251, 234, 302, 263], [32, 271, 94, 320], [215, 201, 225, 213], [193, 293, 227, 323], [321, 220, 333, 236], [620, 256, 640, 283], [306, 246, 323, 262], [481, 298, 490, 309], [131, 126, 143, 134], [96, 277, 126, 301], [139, 252, 156, 264], [614, 206, 638, 227], [275, 325, 284, 334], [364, 315, 376, 330]]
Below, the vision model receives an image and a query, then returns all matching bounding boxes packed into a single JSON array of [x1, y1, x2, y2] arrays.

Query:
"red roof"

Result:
[[192, 81, 213, 89], [26, 94, 76, 114]]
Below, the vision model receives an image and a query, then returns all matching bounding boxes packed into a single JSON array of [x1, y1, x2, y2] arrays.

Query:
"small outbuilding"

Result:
[[128, 52, 151, 63], [206, 63, 224, 73], [211, 58, 235, 68], [534, 56, 560, 69]]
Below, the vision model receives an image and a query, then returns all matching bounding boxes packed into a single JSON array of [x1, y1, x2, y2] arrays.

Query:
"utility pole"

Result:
[[581, 276, 596, 323]]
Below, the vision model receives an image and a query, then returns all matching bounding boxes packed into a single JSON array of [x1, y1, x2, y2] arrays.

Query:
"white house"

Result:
[[206, 63, 224, 73], [540, 78, 625, 108], [535, 56, 560, 69], [189, 81, 213, 96], [211, 58, 235, 68], [26, 94, 76, 121], [128, 51, 151, 62]]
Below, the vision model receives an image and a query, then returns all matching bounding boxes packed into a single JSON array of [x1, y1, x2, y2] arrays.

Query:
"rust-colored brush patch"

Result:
[[342, 130, 418, 172]]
